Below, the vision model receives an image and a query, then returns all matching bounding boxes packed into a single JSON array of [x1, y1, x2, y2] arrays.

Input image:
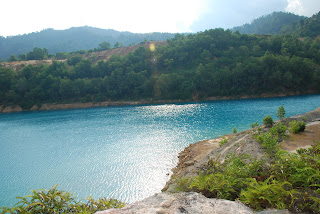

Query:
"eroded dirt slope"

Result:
[[163, 107, 320, 193]]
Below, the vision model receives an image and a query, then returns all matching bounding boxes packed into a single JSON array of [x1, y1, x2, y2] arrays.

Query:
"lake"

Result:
[[1, 94, 320, 207]]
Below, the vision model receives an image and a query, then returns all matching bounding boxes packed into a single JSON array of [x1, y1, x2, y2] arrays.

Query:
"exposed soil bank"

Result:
[[1, 92, 318, 113]]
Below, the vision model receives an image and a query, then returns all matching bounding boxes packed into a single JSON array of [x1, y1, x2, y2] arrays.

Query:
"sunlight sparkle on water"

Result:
[[0, 95, 320, 207]]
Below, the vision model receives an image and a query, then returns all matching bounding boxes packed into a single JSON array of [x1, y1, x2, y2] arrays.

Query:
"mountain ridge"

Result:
[[231, 11, 306, 35], [0, 26, 176, 60]]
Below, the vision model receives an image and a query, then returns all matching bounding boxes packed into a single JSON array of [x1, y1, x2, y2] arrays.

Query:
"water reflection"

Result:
[[0, 95, 320, 206]]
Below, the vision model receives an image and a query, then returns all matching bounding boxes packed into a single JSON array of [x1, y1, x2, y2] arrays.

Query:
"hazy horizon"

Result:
[[1, 0, 320, 37]]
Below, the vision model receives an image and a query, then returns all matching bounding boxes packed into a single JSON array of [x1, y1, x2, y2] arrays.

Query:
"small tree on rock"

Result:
[[233, 127, 237, 134], [263, 115, 274, 128], [276, 105, 286, 120]]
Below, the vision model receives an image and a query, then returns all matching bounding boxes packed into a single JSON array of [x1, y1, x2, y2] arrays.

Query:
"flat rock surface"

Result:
[[96, 192, 254, 214]]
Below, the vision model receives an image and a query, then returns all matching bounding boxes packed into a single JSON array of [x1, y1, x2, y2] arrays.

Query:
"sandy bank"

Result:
[[1, 92, 318, 113]]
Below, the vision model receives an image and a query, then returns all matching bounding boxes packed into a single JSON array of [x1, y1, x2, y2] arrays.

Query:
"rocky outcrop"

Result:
[[162, 132, 267, 193], [1, 105, 22, 113], [37, 101, 141, 111], [96, 192, 254, 214]]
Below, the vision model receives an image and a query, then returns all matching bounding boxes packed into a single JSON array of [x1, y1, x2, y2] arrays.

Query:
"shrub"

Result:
[[0, 185, 125, 213], [289, 120, 306, 133], [175, 140, 320, 213], [263, 115, 274, 127], [270, 123, 287, 138], [255, 132, 279, 154], [219, 137, 228, 146], [233, 127, 237, 134], [251, 122, 259, 128], [240, 178, 297, 210]]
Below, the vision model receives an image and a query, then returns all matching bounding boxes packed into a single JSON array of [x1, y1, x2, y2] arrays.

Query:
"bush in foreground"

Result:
[[0, 185, 125, 214]]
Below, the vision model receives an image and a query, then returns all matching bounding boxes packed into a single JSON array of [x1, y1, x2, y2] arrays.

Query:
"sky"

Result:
[[1, 0, 320, 37]]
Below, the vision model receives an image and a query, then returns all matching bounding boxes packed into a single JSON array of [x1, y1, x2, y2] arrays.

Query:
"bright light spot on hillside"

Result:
[[149, 44, 155, 52]]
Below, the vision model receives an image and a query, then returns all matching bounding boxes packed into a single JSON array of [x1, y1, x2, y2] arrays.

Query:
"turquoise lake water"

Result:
[[1, 95, 320, 207]]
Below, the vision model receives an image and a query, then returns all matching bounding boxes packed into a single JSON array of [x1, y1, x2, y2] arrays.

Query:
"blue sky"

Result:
[[1, 0, 320, 37]]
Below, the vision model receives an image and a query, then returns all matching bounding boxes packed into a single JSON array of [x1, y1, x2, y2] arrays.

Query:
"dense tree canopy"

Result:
[[1, 28, 320, 109], [232, 12, 306, 35]]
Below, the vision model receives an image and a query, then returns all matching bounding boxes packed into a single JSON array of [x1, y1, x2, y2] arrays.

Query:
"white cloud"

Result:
[[286, 0, 305, 15], [0, 0, 207, 37], [286, 0, 320, 16]]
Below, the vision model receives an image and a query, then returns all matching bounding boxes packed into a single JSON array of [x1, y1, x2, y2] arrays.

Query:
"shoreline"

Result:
[[0, 92, 319, 113]]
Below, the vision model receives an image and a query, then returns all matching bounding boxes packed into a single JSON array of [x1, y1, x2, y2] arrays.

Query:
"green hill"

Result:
[[1, 28, 320, 110], [231, 12, 306, 35], [282, 11, 320, 37], [0, 26, 176, 60]]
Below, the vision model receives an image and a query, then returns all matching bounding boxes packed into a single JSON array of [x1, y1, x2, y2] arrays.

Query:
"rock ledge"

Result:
[[96, 192, 254, 214]]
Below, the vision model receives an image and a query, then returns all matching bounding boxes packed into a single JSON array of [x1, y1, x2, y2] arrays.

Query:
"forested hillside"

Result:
[[282, 11, 320, 37], [1, 28, 320, 110], [231, 12, 306, 35], [0, 26, 176, 60]]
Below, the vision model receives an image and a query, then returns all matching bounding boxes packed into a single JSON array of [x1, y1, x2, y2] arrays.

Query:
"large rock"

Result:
[[2, 105, 22, 113], [96, 192, 254, 214]]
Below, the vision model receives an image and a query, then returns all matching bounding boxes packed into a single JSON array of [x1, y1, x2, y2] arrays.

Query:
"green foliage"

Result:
[[251, 122, 259, 128], [240, 178, 297, 210], [233, 127, 237, 134], [175, 177, 192, 192], [176, 139, 320, 212], [219, 137, 228, 146], [270, 123, 287, 137], [292, 11, 320, 37], [0, 26, 176, 60], [232, 11, 306, 35], [0, 185, 125, 213], [187, 154, 266, 200], [175, 111, 320, 213], [255, 122, 287, 155], [263, 115, 274, 128], [1, 26, 320, 108], [289, 120, 306, 133], [255, 132, 279, 155], [26, 47, 48, 60], [98, 41, 111, 51], [7, 55, 17, 62], [276, 105, 286, 120], [67, 55, 82, 66]]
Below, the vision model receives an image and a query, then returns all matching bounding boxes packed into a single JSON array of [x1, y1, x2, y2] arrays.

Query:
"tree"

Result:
[[98, 41, 111, 51], [18, 54, 26, 61], [263, 115, 274, 127], [276, 105, 286, 120], [7, 55, 17, 62], [233, 127, 237, 134], [67, 55, 82, 66], [26, 47, 48, 60], [114, 42, 123, 48]]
